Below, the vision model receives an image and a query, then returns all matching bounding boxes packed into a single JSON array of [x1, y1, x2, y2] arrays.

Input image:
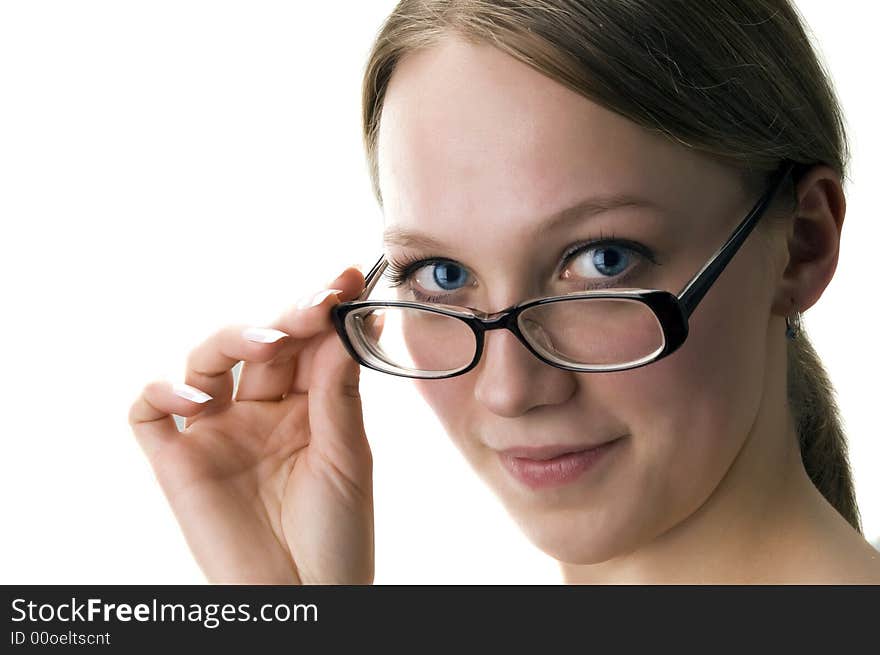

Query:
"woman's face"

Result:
[[375, 36, 782, 564]]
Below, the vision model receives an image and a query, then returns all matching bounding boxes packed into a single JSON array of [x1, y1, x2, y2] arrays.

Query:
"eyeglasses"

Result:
[[331, 160, 801, 380]]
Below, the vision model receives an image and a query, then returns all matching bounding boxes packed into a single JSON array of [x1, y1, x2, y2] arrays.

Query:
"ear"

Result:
[[770, 164, 846, 317]]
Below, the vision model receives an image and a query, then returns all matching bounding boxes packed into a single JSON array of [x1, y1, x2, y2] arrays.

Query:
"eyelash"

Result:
[[384, 230, 658, 302]]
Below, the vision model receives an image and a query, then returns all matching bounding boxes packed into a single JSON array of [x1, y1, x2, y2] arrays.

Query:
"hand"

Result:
[[128, 266, 375, 584]]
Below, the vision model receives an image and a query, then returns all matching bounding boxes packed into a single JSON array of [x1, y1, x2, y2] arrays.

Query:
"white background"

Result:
[[0, 1, 876, 584]]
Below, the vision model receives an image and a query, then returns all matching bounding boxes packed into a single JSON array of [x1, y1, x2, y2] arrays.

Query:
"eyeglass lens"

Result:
[[343, 297, 666, 377]]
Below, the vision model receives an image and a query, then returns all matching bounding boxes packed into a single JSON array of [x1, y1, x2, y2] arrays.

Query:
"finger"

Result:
[[305, 326, 373, 493], [183, 324, 293, 408], [235, 266, 366, 402], [128, 380, 213, 458], [233, 293, 342, 402], [289, 307, 384, 397]]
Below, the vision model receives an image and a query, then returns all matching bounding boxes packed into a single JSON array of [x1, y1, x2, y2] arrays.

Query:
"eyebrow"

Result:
[[382, 193, 665, 251]]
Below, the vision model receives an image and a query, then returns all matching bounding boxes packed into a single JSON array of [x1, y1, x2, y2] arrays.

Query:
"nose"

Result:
[[472, 328, 576, 418]]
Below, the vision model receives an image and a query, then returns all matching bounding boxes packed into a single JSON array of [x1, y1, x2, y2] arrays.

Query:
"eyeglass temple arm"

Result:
[[677, 160, 796, 319], [356, 254, 388, 300]]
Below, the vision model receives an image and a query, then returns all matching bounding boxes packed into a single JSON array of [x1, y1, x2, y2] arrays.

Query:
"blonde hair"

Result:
[[361, 0, 861, 532]]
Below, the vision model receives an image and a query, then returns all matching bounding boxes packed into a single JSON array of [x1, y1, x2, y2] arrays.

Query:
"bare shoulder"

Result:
[[803, 530, 880, 584], [837, 538, 880, 584], [786, 485, 880, 583], [774, 494, 880, 583]]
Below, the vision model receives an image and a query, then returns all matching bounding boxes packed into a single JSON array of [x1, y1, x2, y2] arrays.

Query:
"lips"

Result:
[[497, 438, 623, 490], [499, 438, 621, 461]]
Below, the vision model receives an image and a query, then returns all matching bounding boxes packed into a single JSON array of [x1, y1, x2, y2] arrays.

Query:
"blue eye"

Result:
[[560, 234, 659, 286], [429, 261, 467, 291], [572, 245, 631, 278], [384, 256, 472, 303], [384, 236, 656, 303]]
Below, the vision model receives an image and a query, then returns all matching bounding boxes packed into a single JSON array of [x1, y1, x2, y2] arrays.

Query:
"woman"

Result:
[[128, 0, 880, 583]]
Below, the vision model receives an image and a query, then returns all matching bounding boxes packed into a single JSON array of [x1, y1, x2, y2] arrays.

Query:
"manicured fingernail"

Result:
[[171, 383, 213, 403], [242, 327, 289, 343], [296, 288, 343, 309]]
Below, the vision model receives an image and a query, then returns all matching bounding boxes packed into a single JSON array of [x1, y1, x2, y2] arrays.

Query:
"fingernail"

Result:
[[242, 327, 289, 343], [296, 288, 343, 309], [171, 383, 213, 403]]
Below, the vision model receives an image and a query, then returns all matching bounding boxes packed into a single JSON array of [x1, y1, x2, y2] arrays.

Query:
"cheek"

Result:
[[412, 378, 478, 454], [602, 252, 771, 512]]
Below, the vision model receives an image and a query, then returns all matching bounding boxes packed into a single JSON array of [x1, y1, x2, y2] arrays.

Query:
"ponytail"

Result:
[[787, 331, 862, 533]]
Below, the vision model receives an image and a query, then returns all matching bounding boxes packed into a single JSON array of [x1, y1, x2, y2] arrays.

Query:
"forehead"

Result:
[[376, 36, 732, 244]]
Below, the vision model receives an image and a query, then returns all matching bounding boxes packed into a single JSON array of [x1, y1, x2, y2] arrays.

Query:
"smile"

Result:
[[497, 437, 623, 490]]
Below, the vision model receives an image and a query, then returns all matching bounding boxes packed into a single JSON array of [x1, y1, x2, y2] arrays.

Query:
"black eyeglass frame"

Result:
[[331, 159, 803, 380]]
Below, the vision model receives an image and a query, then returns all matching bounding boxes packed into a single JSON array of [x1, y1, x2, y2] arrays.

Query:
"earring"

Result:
[[785, 311, 802, 340]]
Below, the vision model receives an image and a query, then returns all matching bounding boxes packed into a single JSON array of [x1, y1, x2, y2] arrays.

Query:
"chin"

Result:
[[490, 486, 642, 565], [525, 518, 634, 565]]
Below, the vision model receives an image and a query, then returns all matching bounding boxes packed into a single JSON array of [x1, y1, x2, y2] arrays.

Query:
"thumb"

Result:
[[306, 325, 372, 487]]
